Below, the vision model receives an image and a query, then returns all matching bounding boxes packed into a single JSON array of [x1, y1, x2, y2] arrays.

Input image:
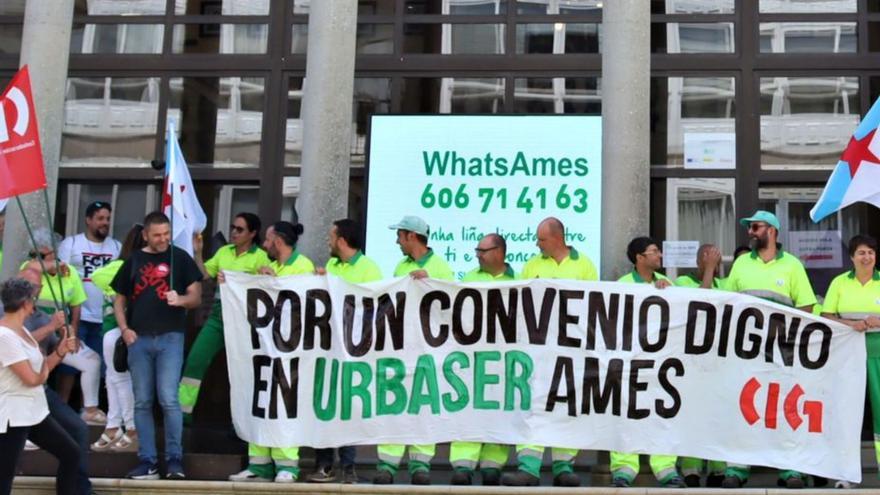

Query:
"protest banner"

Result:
[[221, 272, 864, 482]]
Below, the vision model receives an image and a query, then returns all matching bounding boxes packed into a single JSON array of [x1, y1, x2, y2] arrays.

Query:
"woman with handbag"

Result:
[[89, 224, 145, 453]]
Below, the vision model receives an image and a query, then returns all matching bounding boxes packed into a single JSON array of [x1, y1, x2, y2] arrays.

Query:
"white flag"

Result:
[[0, 198, 7, 213], [162, 121, 206, 256]]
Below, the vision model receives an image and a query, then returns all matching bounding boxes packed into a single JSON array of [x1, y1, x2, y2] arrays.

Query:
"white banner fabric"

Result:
[[220, 272, 865, 482]]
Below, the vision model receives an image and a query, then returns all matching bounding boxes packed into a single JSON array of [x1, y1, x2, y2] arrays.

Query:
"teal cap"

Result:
[[389, 215, 430, 237], [739, 210, 780, 230]]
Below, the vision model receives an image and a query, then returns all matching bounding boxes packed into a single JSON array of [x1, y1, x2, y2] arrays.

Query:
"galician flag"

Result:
[[162, 121, 206, 256], [811, 97, 880, 222]]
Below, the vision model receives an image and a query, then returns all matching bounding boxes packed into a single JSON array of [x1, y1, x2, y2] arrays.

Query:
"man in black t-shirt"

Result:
[[111, 212, 202, 481]]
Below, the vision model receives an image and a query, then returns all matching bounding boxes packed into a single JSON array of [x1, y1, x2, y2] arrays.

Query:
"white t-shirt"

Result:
[[0, 325, 49, 433], [58, 233, 121, 323]]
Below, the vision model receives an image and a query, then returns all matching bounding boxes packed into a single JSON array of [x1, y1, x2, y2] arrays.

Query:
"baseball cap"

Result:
[[389, 215, 430, 237], [739, 210, 780, 230], [85, 200, 112, 217]]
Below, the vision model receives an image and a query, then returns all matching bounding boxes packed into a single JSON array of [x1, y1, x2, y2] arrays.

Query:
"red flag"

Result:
[[0, 66, 46, 199]]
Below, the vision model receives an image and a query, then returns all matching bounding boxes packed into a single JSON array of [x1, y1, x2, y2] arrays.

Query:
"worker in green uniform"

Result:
[[179, 213, 269, 421], [374, 215, 453, 486], [822, 234, 880, 490], [672, 243, 726, 487], [229, 221, 313, 483], [449, 233, 516, 486], [722, 210, 817, 489], [610, 237, 685, 488], [308, 219, 381, 485], [502, 217, 596, 488]]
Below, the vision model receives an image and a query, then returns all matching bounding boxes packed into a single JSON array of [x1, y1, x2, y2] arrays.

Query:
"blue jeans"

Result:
[[315, 446, 356, 469], [44, 387, 91, 494], [128, 331, 184, 464]]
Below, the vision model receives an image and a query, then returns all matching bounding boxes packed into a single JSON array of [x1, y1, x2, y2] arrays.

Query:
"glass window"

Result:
[[759, 23, 856, 53], [665, 178, 736, 279], [292, 24, 308, 53], [760, 76, 858, 170], [653, 22, 735, 53], [651, 77, 736, 168], [61, 77, 160, 167], [173, 0, 270, 15], [402, 78, 505, 113], [0, 1, 26, 15], [652, 0, 734, 13], [516, 0, 603, 14], [75, 0, 168, 15], [514, 77, 600, 114], [352, 78, 392, 159], [404, 24, 505, 54], [285, 77, 304, 167], [292, 0, 309, 15], [0, 26, 22, 55], [168, 76, 265, 168], [405, 0, 507, 15], [359, 0, 395, 15], [172, 24, 268, 54], [70, 24, 164, 54], [60, 183, 160, 240], [357, 24, 394, 54], [516, 23, 600, 53], [760, 0, 856, 13]]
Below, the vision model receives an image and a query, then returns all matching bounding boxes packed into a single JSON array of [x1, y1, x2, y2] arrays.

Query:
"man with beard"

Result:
[[308, 219, 381, 484], [721, 210, 817, 490], [58, 201, 120, 425]]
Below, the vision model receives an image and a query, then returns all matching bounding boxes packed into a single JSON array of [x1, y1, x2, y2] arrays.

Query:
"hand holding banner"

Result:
[[0, 66, 46, 199]]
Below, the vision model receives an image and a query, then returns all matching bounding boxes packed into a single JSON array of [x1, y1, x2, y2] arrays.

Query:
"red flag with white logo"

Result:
[[0, 66, 46, 199]]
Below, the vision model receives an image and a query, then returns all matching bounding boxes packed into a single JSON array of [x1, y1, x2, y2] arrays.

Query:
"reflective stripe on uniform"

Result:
[[741, 289, 794, 307]]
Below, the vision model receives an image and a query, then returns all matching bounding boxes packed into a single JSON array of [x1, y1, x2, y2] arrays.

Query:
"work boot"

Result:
[[661, 475, 687, 488], [684, 474, 701, 487], [411, 470, 431, 485], [450, 470, 473, 485], [706, 474, 725, 487], [612, 476, 632, 488], [372, 470, 393, 484], [501, 470, 540, 486], [721, 475, 744, 488], [553, 471, 580, 487], [481, 469, 501, 486]]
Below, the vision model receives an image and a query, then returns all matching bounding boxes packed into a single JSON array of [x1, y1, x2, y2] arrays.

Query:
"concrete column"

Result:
[[1, 0, 75, 280], [296, 1, 358, 266], [600, 1, 650, 280]]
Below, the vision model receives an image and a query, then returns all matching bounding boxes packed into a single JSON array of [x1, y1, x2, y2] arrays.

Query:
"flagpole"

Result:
[[15, 194, 63, 314], [166, 123, 175, 294]]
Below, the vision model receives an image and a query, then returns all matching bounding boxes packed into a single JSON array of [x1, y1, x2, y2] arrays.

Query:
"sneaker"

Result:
[[450, 470, 473, 485], [612, 476, 632, 488], [501, 470, 540, 486], [274, 470, 297, 483], [684, 474, 701, 487], [553, 471, 580, 487], [835, 480, 857, 489], [307, 466, 336, 483], [341, 466, 358, 484], [110, 431, 139, 453], [23, 440, 40, 451], [81, 409, 108, 426], [721, 475, 744, 488], [229, 468, 272, 482], [91, 430, 123, 452], [373, 469, 393, 484], [166, 458, 185, 480], [661, 475, 687, 488], [127, 461, 160, 480], [411, 470, 431, 485]]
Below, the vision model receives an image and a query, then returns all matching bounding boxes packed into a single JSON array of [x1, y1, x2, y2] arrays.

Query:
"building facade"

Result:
[[1, 0, 879, 294]]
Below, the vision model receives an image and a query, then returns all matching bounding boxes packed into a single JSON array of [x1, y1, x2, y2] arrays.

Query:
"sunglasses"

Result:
[[230, 224, 247, 233], [28, 250, 54, 259], [474, 246, 499, 254], [748, 223, 768, 232]]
